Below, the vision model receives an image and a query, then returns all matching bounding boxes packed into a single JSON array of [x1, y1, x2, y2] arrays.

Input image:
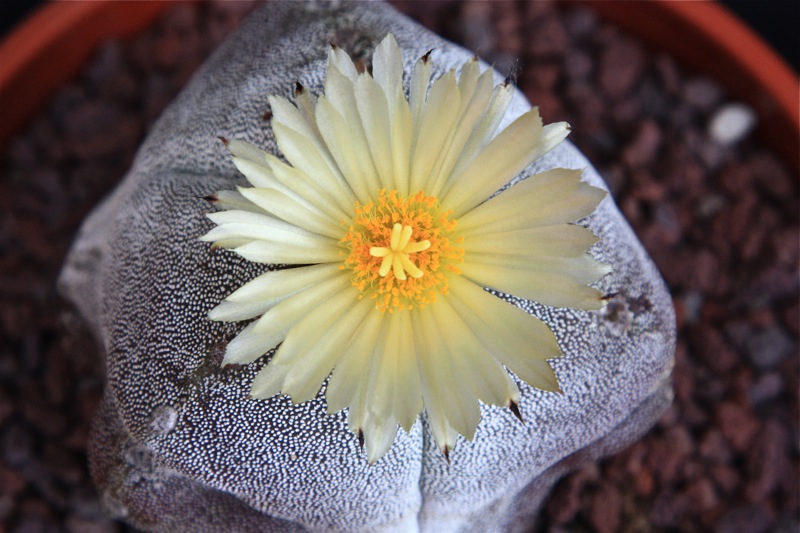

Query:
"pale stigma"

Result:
[[370, 223, 431, 280]]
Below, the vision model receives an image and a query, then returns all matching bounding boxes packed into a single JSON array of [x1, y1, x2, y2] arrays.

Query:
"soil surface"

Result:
[[1, 1, 797, 532]]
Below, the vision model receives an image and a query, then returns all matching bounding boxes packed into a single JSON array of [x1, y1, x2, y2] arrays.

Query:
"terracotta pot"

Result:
[[0, 1, 172, 150], [1, 1, 796, 167]]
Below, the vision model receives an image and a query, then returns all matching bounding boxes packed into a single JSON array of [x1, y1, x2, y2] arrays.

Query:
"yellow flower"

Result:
[[201, 34, 609, 463]]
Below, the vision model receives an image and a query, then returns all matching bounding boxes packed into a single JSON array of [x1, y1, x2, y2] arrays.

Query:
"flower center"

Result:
[[341, 189, 463, 312]]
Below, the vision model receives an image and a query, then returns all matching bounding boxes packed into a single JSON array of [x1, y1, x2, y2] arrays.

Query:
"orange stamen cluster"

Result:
[[341, 189, 463, 312]]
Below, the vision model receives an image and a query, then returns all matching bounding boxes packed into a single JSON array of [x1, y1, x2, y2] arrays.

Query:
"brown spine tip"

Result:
[[262, 111, 273, 121], [357, 429, 364, 452], [202, 194, 218, 203], [442, 445, 450, 464], [508, 400, 524, 423], [217, 136, 229, 146], [295, 81, 304, 95], [602, 292, 619, 301], [329, 42, 338, 50], [421, 49, 433, 63]]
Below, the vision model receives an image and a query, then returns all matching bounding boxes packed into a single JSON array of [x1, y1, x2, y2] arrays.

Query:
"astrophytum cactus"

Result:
[[60, 2, 675, 531]]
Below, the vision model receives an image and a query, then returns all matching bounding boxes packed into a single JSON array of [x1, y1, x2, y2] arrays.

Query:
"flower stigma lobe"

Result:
[[369, 223, 431, 280]]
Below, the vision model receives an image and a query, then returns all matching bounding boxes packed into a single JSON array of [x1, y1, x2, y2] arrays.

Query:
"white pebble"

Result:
[[709, 103, 757, 146]]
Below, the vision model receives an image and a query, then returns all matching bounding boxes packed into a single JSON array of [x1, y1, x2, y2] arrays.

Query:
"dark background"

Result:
[[1, 0, 799, 74]]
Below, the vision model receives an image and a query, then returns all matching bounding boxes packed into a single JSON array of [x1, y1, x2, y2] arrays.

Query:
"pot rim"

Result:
[[0, 0, 797, 169], [0, 1, 172, 150]]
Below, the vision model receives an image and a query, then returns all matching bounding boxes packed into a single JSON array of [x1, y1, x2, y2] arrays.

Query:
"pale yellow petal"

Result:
[[457, 57, 480, 98], [250, 362, 290, 399], [224, 264, 339, 304], [460, 259, 609, 310], [278, 292, 373, 403], [464, 251, 610, 283], [342, 314, 390, 440], [263, 153, 350, 222], [208, 299, 274, 323], [231, 154, 326, 216], [460, 224, 599, 258], [238, 187, 343, 239], [430, 296, 521, 407], [413, 307, 481, 443], [319, 67, 382, 201], [295, 85, 320, 138], [409, 71, 462, 193], [269, 95, 321, 147], [324, 63, 357, 109], [328, 44, 359, 82], [212, 189, 262, 214], [442, 108, 547, 216], [242, 273, 352, 359], [369, 312, 423, 432], [222, 321, 276, 366], [220, 271, 350, 366], [372, 34, 403, 102], [450, 81, 514, 180], [457, 168, 607, 234], [227, 143, 299, 202], [390, 92, 413, 196], [369, 35, 413, 195], [226, 138, 269, 170], [202, 211, 342, 265], [409, 51, 433, 127], [228, 151, 285, 192], [203, 210, 338, 247], [315, 96, 373, 204], [229, 146, 333, 217], [210, 257, 337, 323], [271, 121, 356, 211], [204, 238, 250, 250], [427, 67, 494, 197], [447, 276, 562, 392], [542, 121, 572, 155], [355, 74, 395, 190], [413, 311, 460, 455], [326, 309, 385, 414], [233, 237, 341, 265], [364, 415, 400, 464], [446, 113, 573, 218]]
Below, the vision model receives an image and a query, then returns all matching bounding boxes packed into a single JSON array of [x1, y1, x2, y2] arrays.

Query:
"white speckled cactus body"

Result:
[[59, 2, 675, 531]]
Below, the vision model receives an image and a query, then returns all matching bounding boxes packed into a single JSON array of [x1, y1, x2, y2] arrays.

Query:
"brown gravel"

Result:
[[1, 1, 797, 532]]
